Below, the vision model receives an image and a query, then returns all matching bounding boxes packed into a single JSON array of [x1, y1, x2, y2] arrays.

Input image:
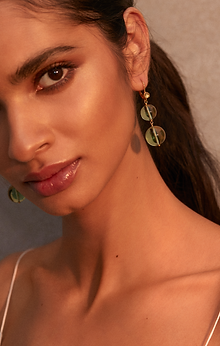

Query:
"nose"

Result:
[[7, 99, 54, 162]]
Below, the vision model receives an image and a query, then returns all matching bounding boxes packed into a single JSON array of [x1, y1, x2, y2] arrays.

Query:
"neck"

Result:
[[57, 131, 182, 303]]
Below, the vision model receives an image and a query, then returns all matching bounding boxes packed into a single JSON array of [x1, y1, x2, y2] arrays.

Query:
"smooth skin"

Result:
[[0, 3, 220, 345]]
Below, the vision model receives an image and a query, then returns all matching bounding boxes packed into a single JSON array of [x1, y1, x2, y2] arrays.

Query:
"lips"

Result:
[[24, 159, 80, 197]]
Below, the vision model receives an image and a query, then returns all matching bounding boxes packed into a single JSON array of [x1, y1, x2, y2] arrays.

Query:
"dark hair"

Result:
[[14, 0, 220, 224]]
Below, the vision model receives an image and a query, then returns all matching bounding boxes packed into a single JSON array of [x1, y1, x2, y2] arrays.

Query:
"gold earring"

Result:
[[8, 186, 25, 203], [139, 85, 166, 146]]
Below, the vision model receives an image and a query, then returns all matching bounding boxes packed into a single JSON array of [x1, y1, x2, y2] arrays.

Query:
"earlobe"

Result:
[[123, 8, 150, 91]]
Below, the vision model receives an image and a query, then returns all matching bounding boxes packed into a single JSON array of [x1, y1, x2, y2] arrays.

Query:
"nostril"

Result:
[[38, 142, 49, 150], [8, 137, 50, 163]]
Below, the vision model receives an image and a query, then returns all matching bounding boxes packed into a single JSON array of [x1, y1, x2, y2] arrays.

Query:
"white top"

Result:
[[0, 249, 219, 345]]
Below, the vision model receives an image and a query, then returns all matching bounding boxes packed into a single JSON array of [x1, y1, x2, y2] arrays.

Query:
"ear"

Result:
[[123, 8, 150, 91]]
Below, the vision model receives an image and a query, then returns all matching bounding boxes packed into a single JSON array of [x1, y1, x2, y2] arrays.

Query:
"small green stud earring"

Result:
[[139, 85, 166, 147], [8, 186, 25, 203]]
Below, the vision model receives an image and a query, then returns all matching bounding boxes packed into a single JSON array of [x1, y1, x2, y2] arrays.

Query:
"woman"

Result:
[[0, 0, 220, 345]]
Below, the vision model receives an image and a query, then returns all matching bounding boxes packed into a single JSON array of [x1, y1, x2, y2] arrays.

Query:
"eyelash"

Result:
[[34, 61, 76, 93]]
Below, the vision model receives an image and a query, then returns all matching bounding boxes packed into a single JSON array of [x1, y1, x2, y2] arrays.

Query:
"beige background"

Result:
[[137, 0, 220, 157], [0, 0, 220, 259]]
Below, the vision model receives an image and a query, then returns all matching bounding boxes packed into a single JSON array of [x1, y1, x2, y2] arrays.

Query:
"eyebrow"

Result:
[[9, 45, 76, 84]]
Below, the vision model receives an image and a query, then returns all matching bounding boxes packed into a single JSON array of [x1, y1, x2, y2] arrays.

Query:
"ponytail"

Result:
[[137, 41, 220, 224]]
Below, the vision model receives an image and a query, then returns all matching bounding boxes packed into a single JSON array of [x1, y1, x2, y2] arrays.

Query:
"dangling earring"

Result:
[[8, 186, 25, 203], [139, 84, 166, 146]]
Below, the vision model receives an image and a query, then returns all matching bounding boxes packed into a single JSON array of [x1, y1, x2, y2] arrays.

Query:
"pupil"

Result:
[[48, 67, 63, 80]]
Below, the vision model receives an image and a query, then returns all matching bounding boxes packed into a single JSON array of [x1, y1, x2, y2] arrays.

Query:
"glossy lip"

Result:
[[24, 158, 80, 197]]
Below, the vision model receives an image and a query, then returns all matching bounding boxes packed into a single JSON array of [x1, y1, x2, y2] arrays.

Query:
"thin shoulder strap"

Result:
[[204, 311, 220, 346], [0, 249, 33, 345]]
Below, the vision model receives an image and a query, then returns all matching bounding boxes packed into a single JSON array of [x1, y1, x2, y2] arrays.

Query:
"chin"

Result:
[[29, 189, 98, 216], [31, 199, 82, 217]]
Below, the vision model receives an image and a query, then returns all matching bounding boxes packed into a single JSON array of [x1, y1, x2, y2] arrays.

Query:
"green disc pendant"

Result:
[[8, 187, 25, 203], [145, 126, 166, 146], [141, 105, 157, 121]]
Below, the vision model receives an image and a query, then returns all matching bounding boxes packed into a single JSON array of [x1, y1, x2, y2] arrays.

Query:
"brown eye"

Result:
[[37, 66, 68, 90], [48, 66, 64, 81]]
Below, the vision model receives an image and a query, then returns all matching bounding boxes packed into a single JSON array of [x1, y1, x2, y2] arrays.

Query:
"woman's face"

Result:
[[0, 4, 138, 215]]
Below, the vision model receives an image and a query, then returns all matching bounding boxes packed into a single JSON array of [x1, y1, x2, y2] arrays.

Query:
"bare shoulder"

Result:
[[200, 218, 220, 262], [183, 215, 220, 276], [0, 239, 60, 314], [0, 251, 24, 312]]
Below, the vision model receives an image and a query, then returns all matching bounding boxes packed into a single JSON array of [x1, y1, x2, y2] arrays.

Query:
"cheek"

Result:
[[41, 55, 135, 157], [66, 80, 134, 164]]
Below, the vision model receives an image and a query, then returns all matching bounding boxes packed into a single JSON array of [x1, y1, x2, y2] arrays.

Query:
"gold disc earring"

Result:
[[139, 85, 166, 146], [8, 186, 25, 203]]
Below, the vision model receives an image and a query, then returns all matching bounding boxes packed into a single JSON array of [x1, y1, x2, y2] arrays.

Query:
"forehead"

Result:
[[0, 2, 78, 50], [0, 2, 108, 79]]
